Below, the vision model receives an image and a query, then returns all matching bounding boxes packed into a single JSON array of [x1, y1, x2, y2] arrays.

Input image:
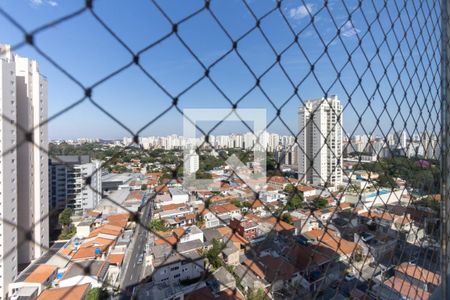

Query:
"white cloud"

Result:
[[341, 20, 360, 37], [30, 0, 58, 7], [289, 4, 314, 20], [30, 0, 43, 5]]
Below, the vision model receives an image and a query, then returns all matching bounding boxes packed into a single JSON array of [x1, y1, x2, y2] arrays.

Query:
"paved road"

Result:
[[118, 193, 153, 299]]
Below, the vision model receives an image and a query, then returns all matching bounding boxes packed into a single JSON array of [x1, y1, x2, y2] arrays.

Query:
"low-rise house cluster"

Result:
[[9, 211, 133, 300]]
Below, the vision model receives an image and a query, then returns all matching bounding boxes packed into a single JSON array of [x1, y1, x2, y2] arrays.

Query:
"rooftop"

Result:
[[153, 250, 202, 268], [36, 283, 90, 300], [102, 172, 133, 183], [169, 188, 188, 196], [24, 264, 57, 284], [382, 276, 430, 300], [51, 155, 90, 165], [396, 262, 441, 286], [177, 239, 204, 254], [62, 260, 109, 280]]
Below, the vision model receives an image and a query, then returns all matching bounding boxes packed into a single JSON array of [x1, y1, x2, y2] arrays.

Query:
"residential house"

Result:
[[209, 204, 240, 224], [221, 240, 240, 266], [207, 267, 236, 294], [229, 217, 258, 240], [201, 209, 220, 228], [151, 251, 204, 284], [75, 221, 94, 238], [36, 283, 91, 300], [177, 225, 204, 243], [58, 260, 109, 288], [296, 184, 317, 197], [8, 264, 58, 299], [266, 176, 289, 190], [395, 263, 440, 293], [371, 276, 430, 300], [301, 229, 361, 263], [243, 255, 302, 293], [284, 244, 339, 292], [233, 264, 268, 294]]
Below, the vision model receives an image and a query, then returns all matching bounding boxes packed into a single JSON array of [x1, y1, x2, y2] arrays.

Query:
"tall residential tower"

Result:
[[298, 95, 343, 189], [0, 45, 48, 299]]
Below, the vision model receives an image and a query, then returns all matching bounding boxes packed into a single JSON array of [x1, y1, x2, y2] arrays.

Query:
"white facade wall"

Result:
[[204, 212, 220, 228], [169, 189, 189, 204], [178, 230, 203, 244], [298, 96, 343, 188], [78, 160, 102, 210], [50, 158, 102, 211], [184, 150, 199, 175], [0, 46, 19, 299], [15, 50, 49, 266], [0, 44, 48, 299], [152, 258, 204, 284]]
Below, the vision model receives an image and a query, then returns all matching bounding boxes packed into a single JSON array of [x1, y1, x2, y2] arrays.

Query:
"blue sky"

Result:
[[0, 0, 441, 140]]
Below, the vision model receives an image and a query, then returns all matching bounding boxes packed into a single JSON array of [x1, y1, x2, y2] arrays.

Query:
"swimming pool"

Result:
[[366, 189, 391, 198]]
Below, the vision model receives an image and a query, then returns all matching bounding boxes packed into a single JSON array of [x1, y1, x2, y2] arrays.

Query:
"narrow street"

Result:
[[118, 193, 153, 299]]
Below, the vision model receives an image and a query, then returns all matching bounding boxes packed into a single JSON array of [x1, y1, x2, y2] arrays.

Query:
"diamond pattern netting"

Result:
[[0, 0, 445, 299]]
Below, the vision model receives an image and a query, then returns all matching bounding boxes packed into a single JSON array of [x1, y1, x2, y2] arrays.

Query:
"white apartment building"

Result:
[[49, 156, 102, 211], [184, 149, 199, 175], [298, 95, 343, 188], [0, 44, 48, 299]]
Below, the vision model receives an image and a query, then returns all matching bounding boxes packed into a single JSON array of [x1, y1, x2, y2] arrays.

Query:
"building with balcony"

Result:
[[298, 96, 343, 188], [49, 155, 102, 211]]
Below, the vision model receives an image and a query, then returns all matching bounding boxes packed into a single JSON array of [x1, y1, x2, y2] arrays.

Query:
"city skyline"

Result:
[[0, 1, 444, 300], [0, 0, 439, 140]]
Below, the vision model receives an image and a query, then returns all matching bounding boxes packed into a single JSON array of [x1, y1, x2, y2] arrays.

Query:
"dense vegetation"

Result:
[[148, 219, 169, 232], [356, 157, 439, 194], [86, 288, 108, 300], [49, 143, 259, 176], [204, 238, 226, 270], [58, 207, 76, 239]]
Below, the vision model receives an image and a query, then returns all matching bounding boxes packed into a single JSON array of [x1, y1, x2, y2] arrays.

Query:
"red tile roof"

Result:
[[108, 253, 125, 266], [396, 262, 440, 286], [209, 204, 240, 215], [107, 213, 129, 228], [37, 283, 90, 300], [89, 224, 122, 238], [383, 276, 430, 300], [24, 264, 57, 284], [161, 203, 186, 211]]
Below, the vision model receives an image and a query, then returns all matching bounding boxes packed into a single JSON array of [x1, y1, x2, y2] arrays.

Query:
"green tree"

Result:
[[283, 184, 295, 194], [205, 239, 225, 269], [231, 200, 242, 208], [248, 288, 267, 300], [58, 208, 75, 240], [415, 196, 440, 213], [204, 197, 212, 209], [286, 192, 304, 210], [312, 197, 328, 209], [148, 219, 169, 232], [281, 213, 293, 224], [195, 170, 212, 179], [58, 208, 73, 227], [86, 288, 108, 300], [242, 201, 252, 209], [141, 184, 147, 191], [58, 227, 76, 240]]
